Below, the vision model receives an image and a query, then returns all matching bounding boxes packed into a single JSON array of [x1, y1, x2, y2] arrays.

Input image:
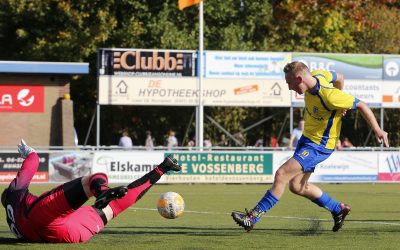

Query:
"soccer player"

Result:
[[232, 61, 389, 232], [1, 139, 181, 243]]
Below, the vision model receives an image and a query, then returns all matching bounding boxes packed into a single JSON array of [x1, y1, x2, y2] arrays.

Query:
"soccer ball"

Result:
[[157, 192, 185, 219]]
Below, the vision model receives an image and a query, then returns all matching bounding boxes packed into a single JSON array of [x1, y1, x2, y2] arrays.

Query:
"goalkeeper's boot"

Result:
[[332, 203, 351, 232], [231, 208, 256, 232], [159, 155, 181, 172], [94, 186, 128, 209], [17, 139, 36, 159]]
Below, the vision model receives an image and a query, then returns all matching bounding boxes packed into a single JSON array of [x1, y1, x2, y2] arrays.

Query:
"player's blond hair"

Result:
[[283, 61, 309, 75]]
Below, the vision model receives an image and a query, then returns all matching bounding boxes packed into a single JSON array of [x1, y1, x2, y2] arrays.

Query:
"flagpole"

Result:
[[196, 1, 204, 150]]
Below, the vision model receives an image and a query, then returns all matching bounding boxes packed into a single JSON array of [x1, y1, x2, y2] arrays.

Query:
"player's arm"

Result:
[[331, 72, 347, 116], [332, 72, 344, 90], [356, 101, 389, 147]]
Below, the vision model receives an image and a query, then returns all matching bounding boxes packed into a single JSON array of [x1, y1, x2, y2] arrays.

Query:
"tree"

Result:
[[0, 0, 399, 146]]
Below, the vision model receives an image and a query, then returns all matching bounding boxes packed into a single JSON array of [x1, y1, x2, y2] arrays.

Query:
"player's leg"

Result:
[[231, 157, 303, 231], [289, 172, 351, 231], [64, 172, 125, 210], [27, 172, 123, 242], [28, 177, 89, 225], [289, 149, 351, 232], [39, 205, 106, 243], [84, 173, 128, 209], [100, 155, 181, 221], [288, 172, 322, 199], [28, 172, 115, 224], [289, 172, 342, 213]]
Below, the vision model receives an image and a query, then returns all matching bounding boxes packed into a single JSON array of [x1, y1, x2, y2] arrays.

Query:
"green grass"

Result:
[[1, 183, 400, 249]]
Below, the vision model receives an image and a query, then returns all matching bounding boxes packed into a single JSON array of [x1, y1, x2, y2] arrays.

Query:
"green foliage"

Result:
[[0, 0, 116, 61], [353, 2, 400, 54], [0, 0, 399, 146], [205, 1, 273, 51], [264, 0, 362, 52]]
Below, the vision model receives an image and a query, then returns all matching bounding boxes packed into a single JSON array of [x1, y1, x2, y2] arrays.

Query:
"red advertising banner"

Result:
[[0, 85, 44, 112], [378, 152, 400, 182], [0, 172, 48, 182]]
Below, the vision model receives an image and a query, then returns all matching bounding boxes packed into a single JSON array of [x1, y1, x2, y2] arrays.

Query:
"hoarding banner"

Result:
[[0, 153, 49, 182], [309, 152, 378, 182], [292, 54, 383, 80], [204, 79, 291, 107], [98, 76, 198, 106], [382, 53, 399, 109], [0, 85, 44, 112], [382, 81, 400, 108], [49, 152, 93, 182], [343, 80, 382, 107], [378, 152, 400, 182], [98, 49, 197, 77], [204, 51, 291, 79], [164, 152, 274, 183], [291, 91, 305, 107], [99, 76, 291, 107], [383, 56, 400, 80], [272, 151, 293, 173], [92, 151, 165, 183]]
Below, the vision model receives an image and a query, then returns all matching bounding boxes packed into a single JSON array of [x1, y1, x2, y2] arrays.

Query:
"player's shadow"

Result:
[[102, 226, 325, 237], [0, 237, 26, 244], [349, 219, 400, 222], [103, 226, 238, 237]]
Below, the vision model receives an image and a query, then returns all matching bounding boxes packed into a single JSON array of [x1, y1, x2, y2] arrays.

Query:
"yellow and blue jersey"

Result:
[[302, 70, 360, 151]]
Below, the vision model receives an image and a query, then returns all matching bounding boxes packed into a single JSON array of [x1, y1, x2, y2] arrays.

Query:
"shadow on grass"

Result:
[[103, 226, 238, 237], [0, 237, 26, 244], [102, 225, 331, 237], [103, 220, 400, 237], [291, 219, 324, 236], [348, 219, 400, 222]]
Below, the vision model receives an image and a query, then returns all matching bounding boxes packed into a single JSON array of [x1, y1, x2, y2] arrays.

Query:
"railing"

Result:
[[0, 145, 398, 152]]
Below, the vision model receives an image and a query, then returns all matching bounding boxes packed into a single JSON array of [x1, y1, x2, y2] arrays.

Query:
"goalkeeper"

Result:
[[1, 140, 181, 243], [232, 61, 389, 232]]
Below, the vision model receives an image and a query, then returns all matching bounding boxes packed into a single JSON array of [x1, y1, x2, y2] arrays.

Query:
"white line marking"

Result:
[[129, 207, 400, 226]]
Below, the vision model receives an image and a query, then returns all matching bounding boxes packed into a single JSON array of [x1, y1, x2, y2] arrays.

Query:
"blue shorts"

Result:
[[293, 136, 333, 173]]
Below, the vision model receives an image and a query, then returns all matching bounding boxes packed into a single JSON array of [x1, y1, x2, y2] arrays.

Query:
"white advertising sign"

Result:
[[99, 76, 291, 107], [92, 151, 165, 183], [309, 151, 378, 182], [343, 80, 382, 107], [204, 79, 290, 107], [291, 91, 305, 107], [98, 76, 198, 106], [273, 151, 293, 173], [382, 81, 400, 108], [205, 51, 291, 79]]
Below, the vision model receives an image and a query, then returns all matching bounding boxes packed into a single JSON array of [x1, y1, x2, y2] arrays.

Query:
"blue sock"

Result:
[[312, 192, 342, 215], [251, 190, 279, 224]]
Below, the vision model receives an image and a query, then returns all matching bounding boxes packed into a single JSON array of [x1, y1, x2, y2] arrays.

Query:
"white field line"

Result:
[[129, 207, 400, 226]]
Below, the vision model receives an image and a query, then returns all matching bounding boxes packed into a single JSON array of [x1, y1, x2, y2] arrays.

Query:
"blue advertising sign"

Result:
[[292, 53, 383, 80], [383, 56, 400, 80]]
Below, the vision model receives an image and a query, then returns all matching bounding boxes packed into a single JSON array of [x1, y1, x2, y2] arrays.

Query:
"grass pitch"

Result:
[[1, 183, 400, 249]]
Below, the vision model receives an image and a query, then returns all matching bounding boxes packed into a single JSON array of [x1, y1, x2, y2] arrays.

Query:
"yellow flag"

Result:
[[178, 0, 202, 10]]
